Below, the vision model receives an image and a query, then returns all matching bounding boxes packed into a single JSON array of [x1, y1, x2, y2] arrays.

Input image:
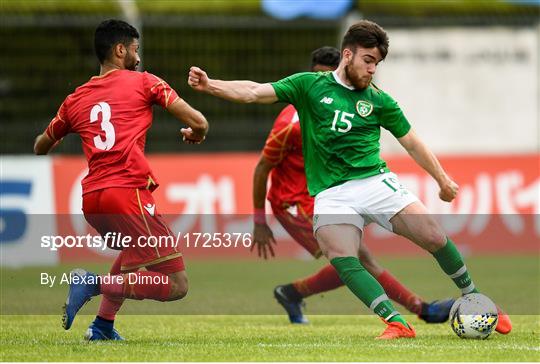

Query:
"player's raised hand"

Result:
[[180, 127, 205, 144], [251, 223, 277, 260], [188, 66, 209, 92], [439, 178, 459, 202]]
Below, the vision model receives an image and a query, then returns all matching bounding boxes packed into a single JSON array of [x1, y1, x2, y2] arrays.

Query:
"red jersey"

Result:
[[263, 104, 313, 213], [45, 69, 179, 195]]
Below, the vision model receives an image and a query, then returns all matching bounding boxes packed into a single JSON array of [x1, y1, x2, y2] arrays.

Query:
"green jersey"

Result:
[[271, 71, 411, 196]]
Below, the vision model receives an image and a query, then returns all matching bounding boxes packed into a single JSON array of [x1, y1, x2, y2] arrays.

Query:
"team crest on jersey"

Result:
[[356, 100, 373, 118]]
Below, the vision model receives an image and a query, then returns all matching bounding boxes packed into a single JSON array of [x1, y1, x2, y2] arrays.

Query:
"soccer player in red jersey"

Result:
[[34, 19, 209, 340], [252, 47, 455, 324]]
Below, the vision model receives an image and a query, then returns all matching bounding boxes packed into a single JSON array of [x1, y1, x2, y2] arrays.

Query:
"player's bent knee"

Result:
[[169, 286, 188, 301], [167, 272, 189, 301], [167, 283, 188, 301]]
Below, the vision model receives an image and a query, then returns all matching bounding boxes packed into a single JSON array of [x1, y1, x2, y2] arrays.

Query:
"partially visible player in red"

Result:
[[252, 46, 454, 324], [34, 19, 208, 341]]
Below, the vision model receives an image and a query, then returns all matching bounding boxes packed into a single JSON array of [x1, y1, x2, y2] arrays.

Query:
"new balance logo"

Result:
[[320, 96, 333, 104], [143, 203, 155, 216]]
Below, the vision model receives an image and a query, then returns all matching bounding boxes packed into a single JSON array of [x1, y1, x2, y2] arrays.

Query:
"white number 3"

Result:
[[90, 101, 115, 151]]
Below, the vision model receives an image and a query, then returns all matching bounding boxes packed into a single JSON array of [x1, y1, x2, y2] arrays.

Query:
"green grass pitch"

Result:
[[1, 256, 539, 361]]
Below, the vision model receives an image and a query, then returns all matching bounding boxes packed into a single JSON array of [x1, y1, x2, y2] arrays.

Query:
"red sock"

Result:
[[97, 254, 125, 321], [100, 271, 171, 301], [376, 270, 422, 315], [293, 264, 344, 298], [97, 295, 124, 321]]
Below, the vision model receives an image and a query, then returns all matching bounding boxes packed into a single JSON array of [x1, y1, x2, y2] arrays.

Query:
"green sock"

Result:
[[330, 256, 403, 322], [388, 315, 408, 327], [432, 237, 479, 295]]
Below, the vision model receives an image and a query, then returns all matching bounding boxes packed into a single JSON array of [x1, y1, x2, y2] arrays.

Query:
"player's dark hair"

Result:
[[94, 19, 139, 64], [341, 20, 389, 59], [311, 46, 340, 69]]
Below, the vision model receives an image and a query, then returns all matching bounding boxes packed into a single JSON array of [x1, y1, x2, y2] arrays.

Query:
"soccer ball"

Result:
[[449, 293, 499, 339]]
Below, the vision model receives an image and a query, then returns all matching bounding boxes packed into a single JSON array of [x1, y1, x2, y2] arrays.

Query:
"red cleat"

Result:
[[376, 321, 416, 340], [495, 306, 512, 334]]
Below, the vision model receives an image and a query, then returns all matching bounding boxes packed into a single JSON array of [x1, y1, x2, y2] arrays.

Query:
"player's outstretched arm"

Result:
[[33, 133, 61, 155], [167, 98, 209, 144], [398, 129, 458, 202], [251, 156, 277, 259], [188, 66, 278, 104]]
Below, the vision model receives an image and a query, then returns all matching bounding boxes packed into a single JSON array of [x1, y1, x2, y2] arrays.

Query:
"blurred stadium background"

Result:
[[1, 0, 539, 153], [1, 0, 539, 317]]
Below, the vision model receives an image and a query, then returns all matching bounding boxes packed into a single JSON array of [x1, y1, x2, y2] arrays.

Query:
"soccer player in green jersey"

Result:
[[188, 20, 512, 339]]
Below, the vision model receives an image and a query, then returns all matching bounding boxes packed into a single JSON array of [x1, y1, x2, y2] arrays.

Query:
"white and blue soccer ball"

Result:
[[449, 293, 499, 339]]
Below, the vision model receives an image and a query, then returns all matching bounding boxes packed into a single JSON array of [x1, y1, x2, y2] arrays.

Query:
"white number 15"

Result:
[[330, 110, 354, 133]]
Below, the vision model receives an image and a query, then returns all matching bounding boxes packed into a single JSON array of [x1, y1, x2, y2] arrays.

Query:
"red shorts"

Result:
[[83, 187, 184, 272], [271, 201, 321, 258]]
